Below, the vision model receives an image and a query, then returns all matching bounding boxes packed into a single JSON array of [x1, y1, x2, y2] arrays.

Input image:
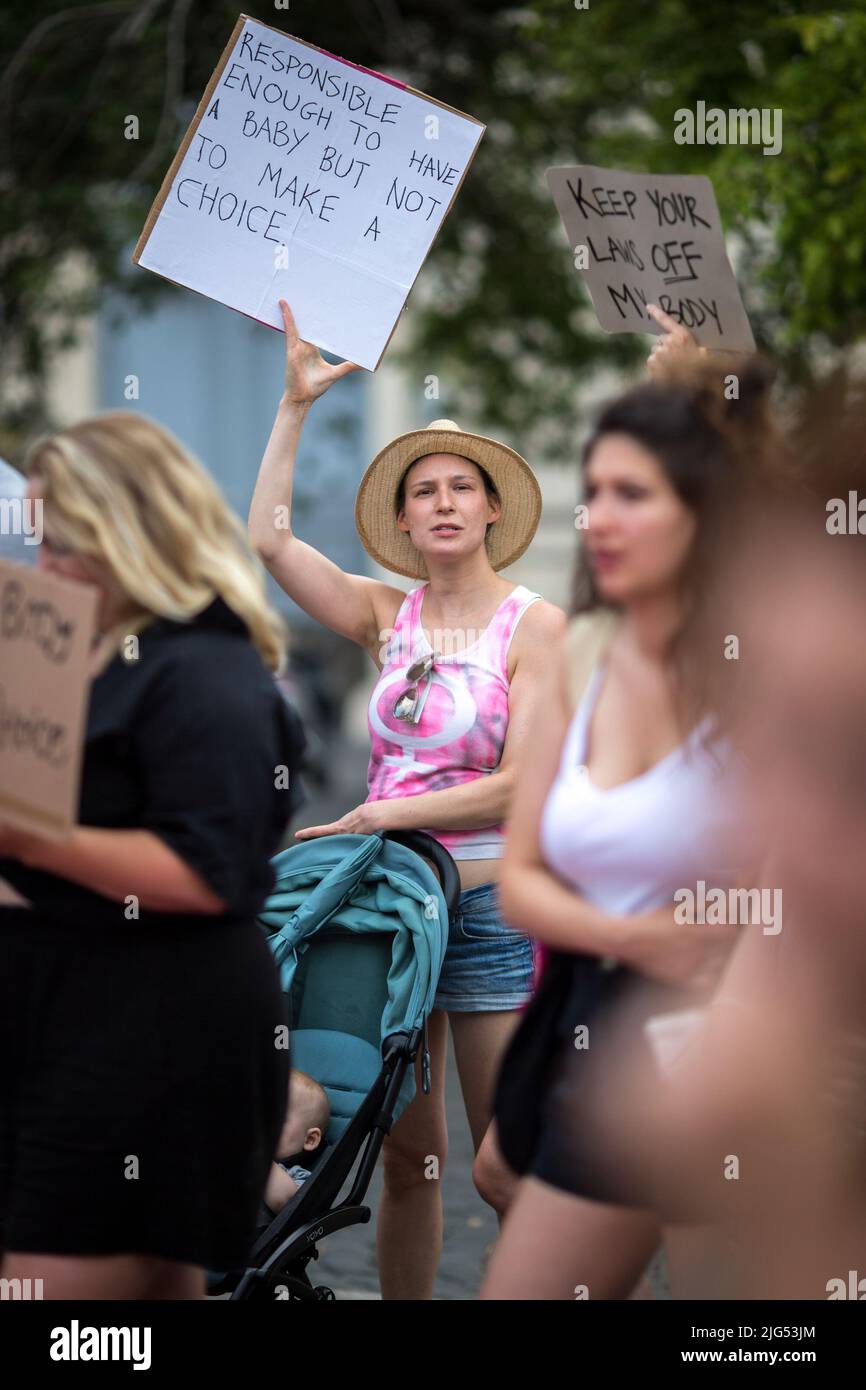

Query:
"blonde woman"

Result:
[[0, 414, 304, 1300]]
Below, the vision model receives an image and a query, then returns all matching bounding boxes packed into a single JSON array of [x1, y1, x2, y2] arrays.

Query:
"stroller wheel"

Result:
[[314, 1286, 336, 1301]]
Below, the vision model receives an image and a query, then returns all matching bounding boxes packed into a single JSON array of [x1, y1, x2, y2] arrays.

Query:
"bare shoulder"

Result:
[[509, 598, 567, 675], [365, 577, 414, 667]]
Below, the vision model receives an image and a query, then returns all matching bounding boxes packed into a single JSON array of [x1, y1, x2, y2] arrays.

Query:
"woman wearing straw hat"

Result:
[[249, 301, 565, 1298]]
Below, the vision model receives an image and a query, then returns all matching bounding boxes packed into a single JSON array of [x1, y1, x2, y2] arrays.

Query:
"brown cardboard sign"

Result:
[[134, 15, 485, 370], [0, 559, 98, 837], [547, 164, 755, 352]]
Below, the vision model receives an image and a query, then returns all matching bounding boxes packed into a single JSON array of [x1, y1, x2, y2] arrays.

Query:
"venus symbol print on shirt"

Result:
[[368, 665, 479, 779]]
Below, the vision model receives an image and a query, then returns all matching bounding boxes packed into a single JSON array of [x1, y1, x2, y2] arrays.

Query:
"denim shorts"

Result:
[[432, 882, 536, 1013]]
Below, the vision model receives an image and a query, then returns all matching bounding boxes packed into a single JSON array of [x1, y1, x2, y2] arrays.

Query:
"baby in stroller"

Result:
[[265, 1069, 331, 1214]]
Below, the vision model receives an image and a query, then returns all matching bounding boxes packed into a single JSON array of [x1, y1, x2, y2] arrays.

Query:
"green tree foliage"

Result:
[[1, 0, 863, 446]]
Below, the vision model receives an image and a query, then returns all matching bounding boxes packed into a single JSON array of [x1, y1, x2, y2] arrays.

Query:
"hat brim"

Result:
[[355, 426, 542, 579]]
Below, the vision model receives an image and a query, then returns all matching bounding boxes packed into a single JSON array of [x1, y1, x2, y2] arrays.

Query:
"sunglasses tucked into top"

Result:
[[393, 651, 439, 723], [367, 582, 543, 861]]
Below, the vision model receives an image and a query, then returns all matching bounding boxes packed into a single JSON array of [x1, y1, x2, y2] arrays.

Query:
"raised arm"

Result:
[[249, 301, 404, 659], [645, 302, 748, 377]]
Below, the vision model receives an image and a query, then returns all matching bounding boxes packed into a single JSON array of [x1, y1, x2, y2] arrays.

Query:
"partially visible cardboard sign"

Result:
[[0, 559, 98, 837], [547, 164, 755, 351], [134, 14, 485, 370]]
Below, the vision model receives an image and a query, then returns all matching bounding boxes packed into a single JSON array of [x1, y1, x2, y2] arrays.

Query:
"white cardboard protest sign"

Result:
[[547, 164, 755, 352], [0, 559, 98, 837], [134, 15, 485, 370]]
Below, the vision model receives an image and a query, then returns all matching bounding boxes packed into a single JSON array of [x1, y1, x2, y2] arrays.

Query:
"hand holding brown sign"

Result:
[[548, 164, 755, 352]]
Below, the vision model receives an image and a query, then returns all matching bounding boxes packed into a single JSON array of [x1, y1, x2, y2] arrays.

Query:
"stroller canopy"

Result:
[[259, 831, 450, 1050]]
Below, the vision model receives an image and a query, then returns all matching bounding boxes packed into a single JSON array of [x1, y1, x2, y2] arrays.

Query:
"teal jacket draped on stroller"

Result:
[[226, 829, 458, 1301]]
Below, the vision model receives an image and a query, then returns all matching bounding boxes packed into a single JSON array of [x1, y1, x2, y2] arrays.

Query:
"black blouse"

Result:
[[0, 597, 306, 930]]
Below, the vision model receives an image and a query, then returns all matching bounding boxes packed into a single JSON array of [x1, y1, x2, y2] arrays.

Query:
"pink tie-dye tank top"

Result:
[[366, 582, 542, 859]]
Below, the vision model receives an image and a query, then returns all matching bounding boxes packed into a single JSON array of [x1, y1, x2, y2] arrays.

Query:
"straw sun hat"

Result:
[[354, 419, 542, 579]]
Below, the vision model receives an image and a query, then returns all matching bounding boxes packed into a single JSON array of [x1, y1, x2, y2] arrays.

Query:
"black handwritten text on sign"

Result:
[[0, 560, 98, 837], [546, 165, 754, 352], [134, 17, 485, 371]]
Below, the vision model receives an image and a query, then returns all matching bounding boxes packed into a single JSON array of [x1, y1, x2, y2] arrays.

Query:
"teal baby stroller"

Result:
[[228, 829, 458, 1301]]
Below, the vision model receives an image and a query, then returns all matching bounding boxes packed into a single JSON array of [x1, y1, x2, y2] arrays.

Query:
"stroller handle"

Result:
[[383, 830, 461, 917]]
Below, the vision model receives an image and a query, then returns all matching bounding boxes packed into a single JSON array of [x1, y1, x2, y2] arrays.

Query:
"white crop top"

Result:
[[539, 665, 749, 916]]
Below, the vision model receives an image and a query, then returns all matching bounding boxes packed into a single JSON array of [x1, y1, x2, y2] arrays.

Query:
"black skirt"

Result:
[[0, 909, 289, 1270]]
